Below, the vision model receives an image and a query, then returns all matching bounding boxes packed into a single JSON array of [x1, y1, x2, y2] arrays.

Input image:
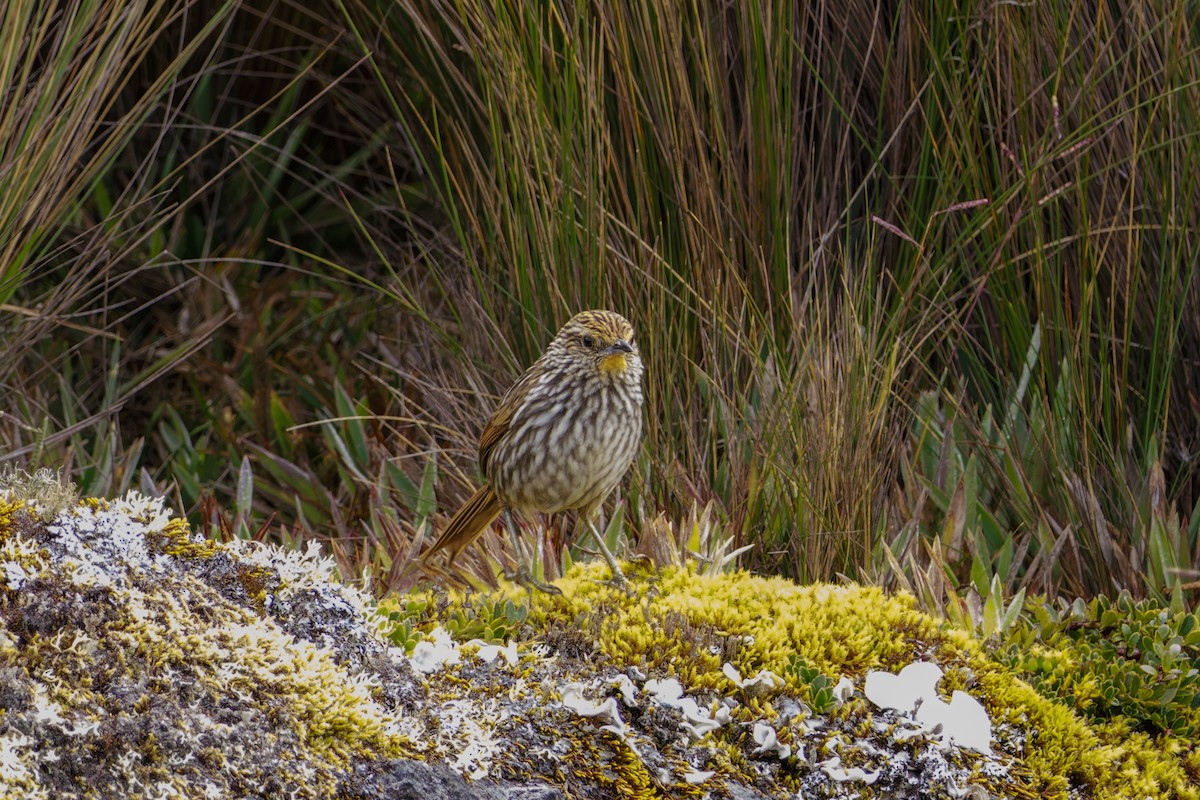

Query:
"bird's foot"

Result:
[[504, 564, 563, 596], [582, 523, 634, 594], [595, 576, 634, 595], [590, 559, 633, 595]]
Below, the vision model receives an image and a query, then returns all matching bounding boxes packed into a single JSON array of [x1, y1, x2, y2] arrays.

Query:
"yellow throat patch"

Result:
[[599, 353, 629, 375]]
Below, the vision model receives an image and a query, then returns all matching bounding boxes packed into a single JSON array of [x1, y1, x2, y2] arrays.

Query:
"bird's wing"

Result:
[[478, 361, 546, 474]]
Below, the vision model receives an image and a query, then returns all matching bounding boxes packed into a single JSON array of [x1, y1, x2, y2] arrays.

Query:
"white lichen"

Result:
[[752, 722, 793, 760], [561, 682, 628, 739], [722, 662, 785, 696], [644, 677, 730, 740], [864, 661, 993, 754], [468, 639, 520, 666], [409, 627, 461, 674]]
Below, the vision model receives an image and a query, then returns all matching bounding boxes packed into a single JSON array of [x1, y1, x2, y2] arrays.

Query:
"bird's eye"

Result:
[[582, 335, 595, 349]]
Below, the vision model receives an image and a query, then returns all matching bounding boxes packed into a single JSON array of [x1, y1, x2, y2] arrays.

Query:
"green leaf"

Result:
[[416, 456, 438, 522]]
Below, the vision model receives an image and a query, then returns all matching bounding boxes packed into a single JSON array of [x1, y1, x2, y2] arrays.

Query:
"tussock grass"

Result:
[[339, 0, 1200, 602]]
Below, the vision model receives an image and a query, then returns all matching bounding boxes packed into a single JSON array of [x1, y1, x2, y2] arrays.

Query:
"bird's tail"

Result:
[[424, 485, 503, 564]]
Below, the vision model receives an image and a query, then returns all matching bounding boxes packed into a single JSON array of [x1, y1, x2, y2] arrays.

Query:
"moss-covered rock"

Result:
[[386, 565, 1200, 798], [2, 474, 1196, 798]]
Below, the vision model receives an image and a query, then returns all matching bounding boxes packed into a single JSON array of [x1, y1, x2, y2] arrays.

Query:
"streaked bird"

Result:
[[425, 309, 644, 588]]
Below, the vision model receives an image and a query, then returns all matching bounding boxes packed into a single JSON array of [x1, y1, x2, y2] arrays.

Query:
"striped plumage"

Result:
[[425, 310, 644, 569]]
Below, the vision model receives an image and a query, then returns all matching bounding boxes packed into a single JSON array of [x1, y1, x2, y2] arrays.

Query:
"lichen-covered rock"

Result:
[[388, 564, 1200, 798], [391, 573, 1030, 799], [0, 477, 545, 800], [1, 473, 1196, 799]]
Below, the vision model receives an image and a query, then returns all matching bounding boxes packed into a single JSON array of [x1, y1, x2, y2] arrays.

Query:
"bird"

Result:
[[424, 309, 644, 589]]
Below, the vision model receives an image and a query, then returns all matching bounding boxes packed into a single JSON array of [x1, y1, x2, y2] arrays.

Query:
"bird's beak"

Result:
[[605, 339, 634, 355]]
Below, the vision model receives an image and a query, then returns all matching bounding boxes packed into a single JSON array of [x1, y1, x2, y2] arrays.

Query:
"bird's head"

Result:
[[553, 310, 642, 380]]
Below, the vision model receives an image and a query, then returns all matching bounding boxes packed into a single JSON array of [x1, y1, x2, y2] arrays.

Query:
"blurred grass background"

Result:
[[3, 0, 1199, 615]]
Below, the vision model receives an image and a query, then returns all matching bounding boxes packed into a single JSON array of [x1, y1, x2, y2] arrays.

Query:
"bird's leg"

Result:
[[502, 511, 561, 595], [503, 511, 528, 568], [584, 510, 630, 591]]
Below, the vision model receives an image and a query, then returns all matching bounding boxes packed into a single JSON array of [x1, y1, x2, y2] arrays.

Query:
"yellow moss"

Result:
[[0, 498, 24, 538], [530, 566, 936, 688], [1183, 748, 1200, 785], [153, 518, 221, 559], [1088, 723, 1200, 800], [17, 506, 420, 784], [498, 563, 1200, 798], [606, 735, 659, 799], [965, 649, 1200, 799]]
